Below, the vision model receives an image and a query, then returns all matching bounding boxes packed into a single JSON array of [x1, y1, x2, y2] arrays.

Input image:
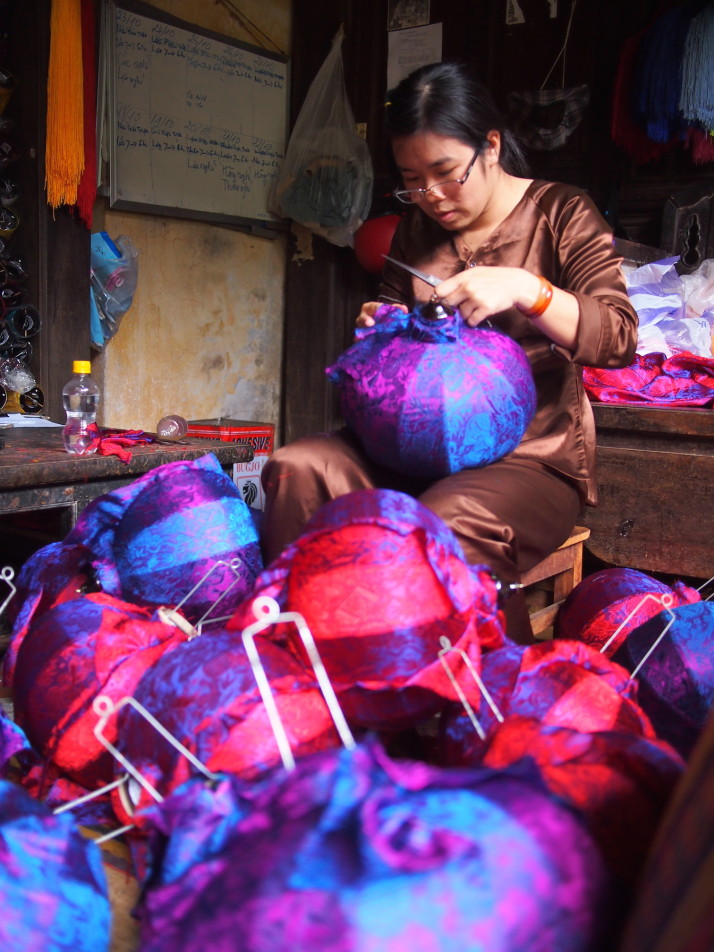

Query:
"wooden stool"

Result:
[[521, 525, 591, 637]]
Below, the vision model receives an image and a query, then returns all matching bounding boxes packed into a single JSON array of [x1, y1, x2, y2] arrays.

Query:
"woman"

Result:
[[261, 61, 638, 643]]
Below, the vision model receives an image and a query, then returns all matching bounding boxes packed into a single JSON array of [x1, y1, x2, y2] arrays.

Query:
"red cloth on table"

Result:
[[584, 352, 714, 407], [95, 428, 154, 463]]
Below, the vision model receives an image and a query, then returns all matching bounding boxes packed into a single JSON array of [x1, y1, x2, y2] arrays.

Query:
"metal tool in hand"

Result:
[[383, 254, 493, 327], [382, 254, 454, 319], [383, 255, 442, 292]]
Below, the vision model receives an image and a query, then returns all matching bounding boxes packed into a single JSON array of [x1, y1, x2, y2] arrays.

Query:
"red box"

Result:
[[187, 419, 275, 510]]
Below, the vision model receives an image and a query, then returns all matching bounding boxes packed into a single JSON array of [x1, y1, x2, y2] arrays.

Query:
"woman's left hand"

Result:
[[433, 266, 542, 326]]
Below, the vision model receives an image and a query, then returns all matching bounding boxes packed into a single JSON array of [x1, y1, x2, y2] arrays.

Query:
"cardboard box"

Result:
[[187, 419, 275, 510]]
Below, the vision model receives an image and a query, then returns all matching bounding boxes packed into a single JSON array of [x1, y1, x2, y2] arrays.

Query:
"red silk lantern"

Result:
[[353, 214, 401, 273]]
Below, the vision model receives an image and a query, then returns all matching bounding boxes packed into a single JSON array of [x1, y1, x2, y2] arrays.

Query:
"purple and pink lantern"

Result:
[[326, 304, 537, 479], [231, 489, 506, 731], [554, 567, 700, 657]]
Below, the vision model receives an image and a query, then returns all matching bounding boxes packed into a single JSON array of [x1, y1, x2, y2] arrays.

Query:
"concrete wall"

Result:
[[94, 0, 291, 438]]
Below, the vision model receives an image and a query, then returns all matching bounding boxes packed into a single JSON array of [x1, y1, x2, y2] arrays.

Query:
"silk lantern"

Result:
[[554, 568, 700, 657], [613, 600, 714, 759], [109, 625, 343, 827], [230, 489, 506, 731], [132, 738, 615, 952], [65, 453, 263, 623], [482, 716, 684, 888], [327, 304, 537, 479], [2, 541, 95, 690], [439, 638, 657, 769], [0, 780, 111, 952], [11, 592, 188, 790]]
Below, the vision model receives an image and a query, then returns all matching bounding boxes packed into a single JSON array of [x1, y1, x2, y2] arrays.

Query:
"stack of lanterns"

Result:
[[0, 278, 713, 947]]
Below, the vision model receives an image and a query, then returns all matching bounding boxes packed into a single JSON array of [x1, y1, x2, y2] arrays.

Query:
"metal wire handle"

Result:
[[241, 595, 356, 771]]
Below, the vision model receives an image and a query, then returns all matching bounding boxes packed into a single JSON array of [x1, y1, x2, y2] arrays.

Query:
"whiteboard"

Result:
[[107, 0, 289, 235]]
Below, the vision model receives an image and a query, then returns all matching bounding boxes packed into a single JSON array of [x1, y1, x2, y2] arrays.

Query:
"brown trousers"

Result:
[[261, 428, 583, 643]]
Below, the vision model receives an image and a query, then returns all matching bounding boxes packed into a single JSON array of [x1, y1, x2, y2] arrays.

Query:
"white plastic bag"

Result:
[[269, 29, 373, 247], [626, 256, 714, 358]]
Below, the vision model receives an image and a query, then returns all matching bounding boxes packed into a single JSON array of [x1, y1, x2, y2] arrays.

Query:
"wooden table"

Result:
[[583, 404, 713, 580], [0, 426, 254, 569]]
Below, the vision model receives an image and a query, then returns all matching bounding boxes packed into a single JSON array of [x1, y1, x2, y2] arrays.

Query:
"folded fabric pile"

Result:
[[584, 256, 714, 407], [583, 351, 714, 407]]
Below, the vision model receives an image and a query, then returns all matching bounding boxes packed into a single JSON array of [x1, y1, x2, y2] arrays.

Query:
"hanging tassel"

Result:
[[632, 5, 693, 144], [610, 31, 670, 164], [45, 0, 84, 210], [76, 0, 97, 227], [680, 4, 714, 129]]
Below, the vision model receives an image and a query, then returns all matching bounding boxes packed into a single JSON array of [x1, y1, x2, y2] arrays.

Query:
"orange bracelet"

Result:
[[519, 276, 553, 318]]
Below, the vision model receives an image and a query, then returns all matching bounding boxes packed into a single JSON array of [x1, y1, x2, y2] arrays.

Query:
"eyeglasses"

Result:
[[393, 149, 481, 205]]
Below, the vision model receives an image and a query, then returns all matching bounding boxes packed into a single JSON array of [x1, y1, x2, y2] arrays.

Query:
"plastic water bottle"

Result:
[[62, 360, 100, 456]]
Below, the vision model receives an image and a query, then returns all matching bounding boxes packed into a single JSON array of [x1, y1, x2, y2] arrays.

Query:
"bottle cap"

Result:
[[72, 360, 91, 374]]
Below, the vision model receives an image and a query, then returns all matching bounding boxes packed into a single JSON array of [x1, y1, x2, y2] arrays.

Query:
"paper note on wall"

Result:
[[387, 22, 443, 89], [507, 0, 557, 24]]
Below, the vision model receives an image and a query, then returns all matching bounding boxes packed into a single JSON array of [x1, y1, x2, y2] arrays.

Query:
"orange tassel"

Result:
[[45, 0, 85, 210]]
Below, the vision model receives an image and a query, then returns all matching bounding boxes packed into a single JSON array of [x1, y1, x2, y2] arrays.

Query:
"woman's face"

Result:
[[391, 131, 499, 233]]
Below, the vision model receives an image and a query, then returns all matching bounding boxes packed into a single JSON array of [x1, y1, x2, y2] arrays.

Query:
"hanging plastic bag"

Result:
[[268, 28, 373, 247], [89, 232, 139, 349]]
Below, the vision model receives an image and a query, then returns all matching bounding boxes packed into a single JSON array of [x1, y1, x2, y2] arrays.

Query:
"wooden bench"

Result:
[[521, 525, 591, 637]]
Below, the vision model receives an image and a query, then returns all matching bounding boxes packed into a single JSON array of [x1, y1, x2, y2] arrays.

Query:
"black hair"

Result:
[[384, 61, 529, 177]]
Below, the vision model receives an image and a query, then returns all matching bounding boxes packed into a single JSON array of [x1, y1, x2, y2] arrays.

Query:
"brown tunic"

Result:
[[378, 179, 639, 506]]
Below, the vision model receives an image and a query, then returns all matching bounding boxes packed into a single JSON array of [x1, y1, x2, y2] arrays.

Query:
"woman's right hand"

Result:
[[355, 300, 408, 329]]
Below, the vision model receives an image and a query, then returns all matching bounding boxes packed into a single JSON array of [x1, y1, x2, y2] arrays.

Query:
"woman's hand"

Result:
[[434, 265, 580, 349], [434, 266, 540, 326], [355, 300, 408, 329]]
